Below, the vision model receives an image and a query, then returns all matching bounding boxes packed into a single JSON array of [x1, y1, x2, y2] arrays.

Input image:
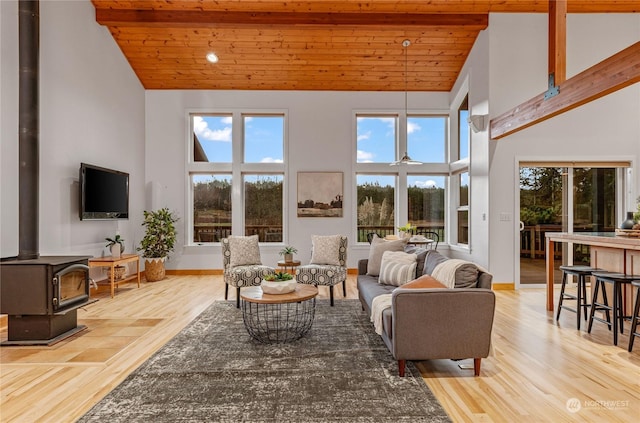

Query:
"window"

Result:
[[356, 175, 395, 242], [192, 174, 231, 243], [458, 95, 469, 161], [244, 116, 284, 163], [192, 115, 232, 163], [188, 113, 285, 245], [244, 174, 283, 242], [355, 111, 448, 244], [407, 175, 446, 240], [407, 116, 446, 163], [356, 116, 397, 163], [457, 172, 469, 245]]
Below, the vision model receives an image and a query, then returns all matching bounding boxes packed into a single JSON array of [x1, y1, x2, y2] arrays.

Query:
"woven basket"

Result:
[[145, 258, 166, 282], [113, 265, 127, 280]]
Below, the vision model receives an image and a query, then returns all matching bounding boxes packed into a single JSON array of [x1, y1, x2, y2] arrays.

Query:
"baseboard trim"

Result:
[[492, 282, 515, 290], [166, 269, 222, 275]]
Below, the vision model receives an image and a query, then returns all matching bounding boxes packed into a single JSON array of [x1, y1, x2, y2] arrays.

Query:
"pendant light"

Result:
[[390, 39, 422, 166]]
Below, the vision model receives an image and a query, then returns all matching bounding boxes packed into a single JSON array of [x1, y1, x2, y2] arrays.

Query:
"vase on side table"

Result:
[[110, 243, 121, 258], [621, 211, 636, 229]]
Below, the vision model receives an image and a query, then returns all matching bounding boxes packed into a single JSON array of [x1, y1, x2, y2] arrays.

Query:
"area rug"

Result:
[[79, 299, 451, 422]]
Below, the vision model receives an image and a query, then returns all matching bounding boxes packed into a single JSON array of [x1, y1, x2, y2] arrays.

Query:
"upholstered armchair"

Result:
[[296, 235, 347, 306], [221, 236, 275, 308]]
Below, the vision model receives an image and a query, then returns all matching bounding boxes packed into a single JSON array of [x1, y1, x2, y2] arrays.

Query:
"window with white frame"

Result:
[[457, 172, 469, 245], [356, 115, 397, 163], [407, 175, 446, 241], [188, 113, 285, 244], [355, 113, 448, 243]]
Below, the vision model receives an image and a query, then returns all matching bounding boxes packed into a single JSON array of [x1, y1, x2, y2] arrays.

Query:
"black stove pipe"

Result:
[[18, 0, 39, 260]]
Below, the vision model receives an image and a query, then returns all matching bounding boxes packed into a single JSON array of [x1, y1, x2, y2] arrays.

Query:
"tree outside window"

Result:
[[356, 175, 395, 242]]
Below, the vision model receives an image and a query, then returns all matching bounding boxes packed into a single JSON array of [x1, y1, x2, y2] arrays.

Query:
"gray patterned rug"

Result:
[[79, 299, 451, 422]]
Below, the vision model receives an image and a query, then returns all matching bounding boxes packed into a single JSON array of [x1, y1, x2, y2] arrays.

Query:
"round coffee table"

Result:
[[240, 284, 318, 344]]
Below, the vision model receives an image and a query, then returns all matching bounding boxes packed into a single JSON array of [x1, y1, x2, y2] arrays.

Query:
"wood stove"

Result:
[[1, 256, 93, 345]]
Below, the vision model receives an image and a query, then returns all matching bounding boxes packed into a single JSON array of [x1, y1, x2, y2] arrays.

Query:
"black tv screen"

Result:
[[80, 163, 129, 220]]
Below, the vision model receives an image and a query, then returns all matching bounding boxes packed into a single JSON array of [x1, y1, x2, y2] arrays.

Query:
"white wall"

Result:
[[0, 1, 145, 263], [145, 90, 449, 270], [486, 13, 640, 284]]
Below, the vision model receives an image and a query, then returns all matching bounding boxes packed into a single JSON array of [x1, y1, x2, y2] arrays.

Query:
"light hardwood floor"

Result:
[[1, 275, 639, 422]]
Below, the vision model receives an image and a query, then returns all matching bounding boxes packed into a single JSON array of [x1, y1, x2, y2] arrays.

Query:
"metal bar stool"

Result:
[[556, 265, 598, 330], [588, 272, 640, 346], [628, 281, 640, 352]]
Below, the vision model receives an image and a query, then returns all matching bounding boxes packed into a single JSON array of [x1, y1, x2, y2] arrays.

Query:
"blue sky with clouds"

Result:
[[193, 114, 457, 189]]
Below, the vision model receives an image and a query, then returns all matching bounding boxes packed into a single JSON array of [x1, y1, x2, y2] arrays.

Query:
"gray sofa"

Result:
[[357, 248, 496, 377]]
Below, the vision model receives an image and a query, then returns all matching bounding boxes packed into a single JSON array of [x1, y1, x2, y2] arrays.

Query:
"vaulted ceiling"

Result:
[[91, 1, 640, 91]]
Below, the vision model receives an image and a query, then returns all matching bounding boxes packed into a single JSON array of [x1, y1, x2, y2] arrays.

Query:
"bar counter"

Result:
[[545, 232, 640, 311]]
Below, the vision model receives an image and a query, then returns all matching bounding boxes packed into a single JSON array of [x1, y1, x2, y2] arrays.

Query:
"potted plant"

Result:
[[138, 208, 179, 282], [279, 246, 298, 262], [262, 271, 296, 294], [105, 234, 125, 258], [397, 223, 416, 238]]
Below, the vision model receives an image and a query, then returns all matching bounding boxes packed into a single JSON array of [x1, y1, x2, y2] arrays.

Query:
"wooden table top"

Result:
[[241, 284, 318, 304]]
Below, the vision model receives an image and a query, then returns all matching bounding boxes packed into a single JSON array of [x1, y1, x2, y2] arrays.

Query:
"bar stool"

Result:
[[556, 265, 598, 330], [587, 272, 640, 346], [628, 281, 640, 352]]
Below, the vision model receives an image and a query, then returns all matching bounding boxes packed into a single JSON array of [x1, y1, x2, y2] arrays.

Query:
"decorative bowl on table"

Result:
[[261, 272, 297, 294]]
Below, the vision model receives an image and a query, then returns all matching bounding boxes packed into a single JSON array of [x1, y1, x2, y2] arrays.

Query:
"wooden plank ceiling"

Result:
[[91, 1, 640, 91]]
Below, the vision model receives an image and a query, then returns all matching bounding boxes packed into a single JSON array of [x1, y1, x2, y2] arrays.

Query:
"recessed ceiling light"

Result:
[[206, 52, 219, 63]]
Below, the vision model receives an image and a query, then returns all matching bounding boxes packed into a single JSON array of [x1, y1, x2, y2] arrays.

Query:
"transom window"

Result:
[[356, 115, 397, 163]]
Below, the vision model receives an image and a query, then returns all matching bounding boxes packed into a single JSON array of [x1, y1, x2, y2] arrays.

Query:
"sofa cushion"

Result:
[[423, 250, 449, 275], [378, 251, 417, 287], [367, 235, 407, 276], [423, 250, 481, 288], [228, 235, 261, 267], [404, 245, 428, 278], [357, 275, 395, 313], [400, 274, 446, 289], [310, 234, 342, 265]]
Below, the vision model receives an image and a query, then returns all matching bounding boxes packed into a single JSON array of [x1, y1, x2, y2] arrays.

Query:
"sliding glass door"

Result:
[[519, 166, 618, 285]]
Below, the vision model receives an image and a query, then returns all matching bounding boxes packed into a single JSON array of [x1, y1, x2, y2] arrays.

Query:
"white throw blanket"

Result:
[[431, 259, 488, 288], [370, 294, 392, 335]]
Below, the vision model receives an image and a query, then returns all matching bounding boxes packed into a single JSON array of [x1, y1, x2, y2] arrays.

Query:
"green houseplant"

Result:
[[138, 208, 179, 282], [105, 234, 125, 258], [262, 271, 296, 294], [278, 246, 298, 262], [264, 271, 294, 282], [397, 223, 416, 238]]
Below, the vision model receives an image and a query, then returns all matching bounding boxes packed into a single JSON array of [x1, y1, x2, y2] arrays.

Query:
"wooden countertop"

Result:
[[545, 232, 640, 250]]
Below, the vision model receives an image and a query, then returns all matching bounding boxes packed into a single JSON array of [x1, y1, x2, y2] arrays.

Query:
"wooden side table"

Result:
[[88, 254, 141, 298], [277, 260, 301, 274]]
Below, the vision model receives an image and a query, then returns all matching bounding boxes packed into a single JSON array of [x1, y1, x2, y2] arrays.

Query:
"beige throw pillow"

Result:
[[378, 251, 417, 287], [310, 235, 342, 265], [366, 235, 407, 276], [228, 235, 261, 267]]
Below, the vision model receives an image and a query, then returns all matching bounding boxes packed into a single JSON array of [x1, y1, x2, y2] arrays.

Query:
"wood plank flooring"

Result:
[[1, 275, 638, 422]]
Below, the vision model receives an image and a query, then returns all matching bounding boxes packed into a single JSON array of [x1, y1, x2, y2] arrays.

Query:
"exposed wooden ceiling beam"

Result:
[[548, 0, 567, 86], [490, 41, 640, 140], [95, 9, 489, 28]]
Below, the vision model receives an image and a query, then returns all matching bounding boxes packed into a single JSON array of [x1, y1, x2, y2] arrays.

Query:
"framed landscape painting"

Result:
[[297, 172, 343, 217]]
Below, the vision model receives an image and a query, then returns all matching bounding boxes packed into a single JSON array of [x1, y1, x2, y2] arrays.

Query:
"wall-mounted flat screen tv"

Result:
[[79, 163, 129, 220]]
